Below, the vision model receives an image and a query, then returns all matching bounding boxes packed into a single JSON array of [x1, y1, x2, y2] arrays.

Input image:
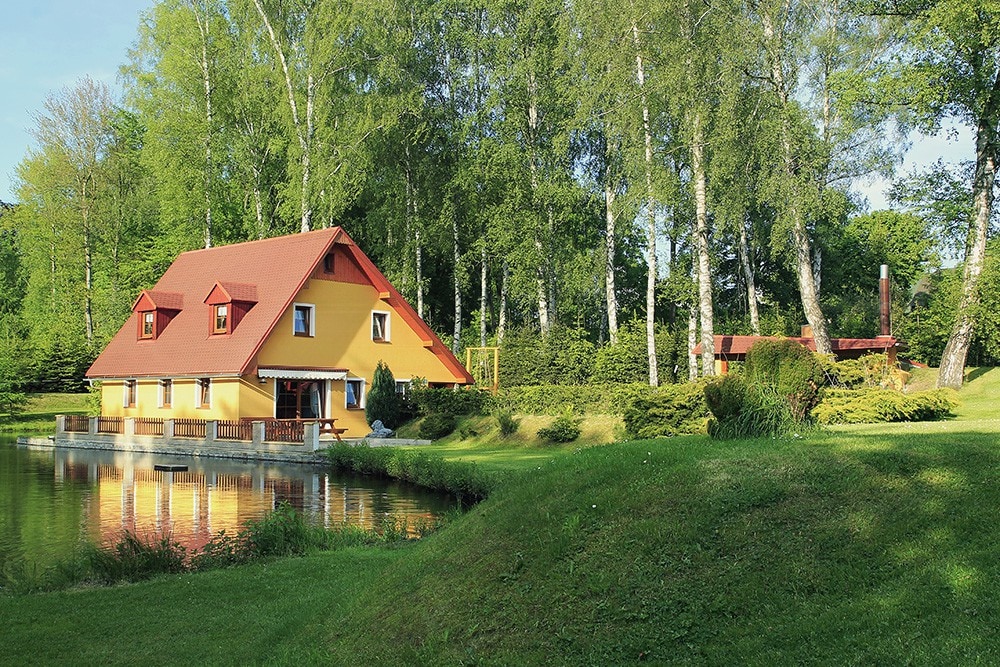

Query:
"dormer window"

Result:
[[141, 312, 155, 339], [132, 290, 183, 341], [204, 281, 257, 336], [213, 304, 229, 334]]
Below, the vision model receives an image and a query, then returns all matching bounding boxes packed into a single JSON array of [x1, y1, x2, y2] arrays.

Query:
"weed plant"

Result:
[[536, 408, 582, 443]]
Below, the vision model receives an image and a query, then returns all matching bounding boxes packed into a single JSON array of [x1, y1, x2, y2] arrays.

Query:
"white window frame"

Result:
[[123, 379, 138, 408], [195, 378, 212, 409], [158, 378, 173, 408], [345, 378, 365, 410], [292, 302, 316, 337], [371, 310, 391, 342], [395, 379, 411, 396]]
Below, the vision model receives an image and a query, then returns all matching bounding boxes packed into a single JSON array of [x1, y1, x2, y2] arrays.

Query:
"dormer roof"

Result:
[[132, 290, 184, 312], [205, 281, 258, 305]]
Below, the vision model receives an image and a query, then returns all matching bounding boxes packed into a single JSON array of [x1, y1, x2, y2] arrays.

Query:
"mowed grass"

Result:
[[1, 371, 999, 664], [0, 393, 88, 434]]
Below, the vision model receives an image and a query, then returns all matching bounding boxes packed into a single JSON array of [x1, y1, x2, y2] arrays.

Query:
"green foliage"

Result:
[[0, 392, 27, 419], [592, 320, 649, 384], [536, 408, 582, 444], [495, 383, 653, 416], [499, 326, 596, 386], [325, 442, 494, 501], [705, 339, 824, 439], [824, 353, 902, 389], [419, 413, 457, 440], [814, 388, 959, 424], [495, 410, 520, 437], [365, 360, 401, 429], [410, 387, 491, 416], [622, 381, 709, 438], [82, 532, 188, 585]]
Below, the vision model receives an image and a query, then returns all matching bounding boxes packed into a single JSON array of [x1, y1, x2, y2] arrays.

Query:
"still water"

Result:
[[0, 436, 456, 571]]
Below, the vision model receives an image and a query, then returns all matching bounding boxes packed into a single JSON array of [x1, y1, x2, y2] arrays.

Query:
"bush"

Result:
[[499, 326, 596, 386], [814, 388, 958, 424], [410, 387, 492, 416], [419, 413, 457, 440], [536, 409, 582, 443], [0, 391, 27, 419], [496, 410, 520, 437], [622, 381, 709, 438], [823, 353, 905, 390], [705, 339, 824, 439], [366, 360, 402, 428]]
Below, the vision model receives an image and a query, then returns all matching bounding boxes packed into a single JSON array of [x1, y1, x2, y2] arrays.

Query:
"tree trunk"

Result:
[[604, 164, 619, 345], [688, 306, 699, 382], [194, 1, 213, 248], [938, 115, 996, 388], [632, 12, 658, 387], [480, 244, 488, 347], [693, 112, 715, 376], [761, 8, 832, 355], [498, 260, 509, 344], [452, 202, 462, 355], [81, 178, 94, 347], [737, 217, 761, 335]]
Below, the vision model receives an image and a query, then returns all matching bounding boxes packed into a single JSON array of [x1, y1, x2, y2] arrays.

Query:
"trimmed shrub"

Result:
[[410, 387, 492, 416], [495, 383, 653, 416], [499, 326, 596, 386], [536, 408, 582, 443], [622, 381, 710, 438], [365, 360, 402, 428], [814, 388, 958, 424], [743, 338, 824, 421], [419, 413, 457, 440]]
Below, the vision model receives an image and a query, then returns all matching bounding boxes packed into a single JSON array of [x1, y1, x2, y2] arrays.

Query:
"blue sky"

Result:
[[0, 2, 973, 209], [0, 1, 153, 203]]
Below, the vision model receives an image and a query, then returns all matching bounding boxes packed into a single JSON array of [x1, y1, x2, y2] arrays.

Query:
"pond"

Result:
[[0, 436, 457, 571]]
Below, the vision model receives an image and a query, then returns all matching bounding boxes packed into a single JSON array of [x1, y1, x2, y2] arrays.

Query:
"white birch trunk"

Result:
[[688, 306, 699, 382], [738, 217, 761, 335], [693, 112, 715, 376], [604, 176, 619, 345]]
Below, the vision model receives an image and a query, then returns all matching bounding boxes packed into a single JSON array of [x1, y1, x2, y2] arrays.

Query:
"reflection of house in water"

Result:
[[53, 449, 445, 550]]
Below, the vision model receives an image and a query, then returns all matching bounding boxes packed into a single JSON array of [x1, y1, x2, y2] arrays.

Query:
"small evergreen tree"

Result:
[[365, 360, 401, 429]]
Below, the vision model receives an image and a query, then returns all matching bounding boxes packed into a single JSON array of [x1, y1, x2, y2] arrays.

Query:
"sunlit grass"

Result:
[[0, 393, 88, 434]]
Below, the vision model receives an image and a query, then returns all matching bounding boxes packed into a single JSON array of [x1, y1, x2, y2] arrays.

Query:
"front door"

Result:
[[275, 380, 324, 419]]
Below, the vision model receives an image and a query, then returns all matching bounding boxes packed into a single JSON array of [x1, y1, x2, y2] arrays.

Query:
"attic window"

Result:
[[371, 311, 390, 342], [323, 253, 335, 273], [141, 312, 155, 339], [293, 303, 315, 337], [213, 304, 229, 334]]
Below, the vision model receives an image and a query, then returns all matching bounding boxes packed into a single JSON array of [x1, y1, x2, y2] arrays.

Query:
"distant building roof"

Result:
[[693, 335, 903, 360]]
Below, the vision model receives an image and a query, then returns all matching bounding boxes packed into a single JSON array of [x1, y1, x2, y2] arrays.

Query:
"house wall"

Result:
[[101, 377, 244, 420], [255, 279, 458, 435]]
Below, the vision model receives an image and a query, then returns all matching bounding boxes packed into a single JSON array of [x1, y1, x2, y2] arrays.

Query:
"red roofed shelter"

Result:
[[87, 228, 474, 437]]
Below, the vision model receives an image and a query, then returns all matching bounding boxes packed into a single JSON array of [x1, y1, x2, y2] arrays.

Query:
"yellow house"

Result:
[[86, 227, 474, 437]]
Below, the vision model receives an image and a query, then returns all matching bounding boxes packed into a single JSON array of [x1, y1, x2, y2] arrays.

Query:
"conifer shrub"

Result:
[[622, 381, 709, 438], [495, 410, 520, 437], [365, 360, 402, 428], [536, 408, 582, 443], [814, 388, 958, 424], [419, 413, 457, 440]]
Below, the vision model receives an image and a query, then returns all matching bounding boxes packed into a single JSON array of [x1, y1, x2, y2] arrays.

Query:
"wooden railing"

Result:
[[173, 419, 207, 439], [134, 417, 165, 436], [96, 416, 123, 434], [217, 419, 254, 441], [264, 420, 304, 443], [64, 415, 90, 432]]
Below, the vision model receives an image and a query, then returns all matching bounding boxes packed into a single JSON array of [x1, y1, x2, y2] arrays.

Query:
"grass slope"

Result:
[[0, 393, 88, 434], [2, 370, 1000, 664]]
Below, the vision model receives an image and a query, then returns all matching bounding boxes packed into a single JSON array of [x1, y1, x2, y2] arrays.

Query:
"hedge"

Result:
[[622, 381, 710, 438], [814, 388, 959, 424], [494, 383, 655, 416]]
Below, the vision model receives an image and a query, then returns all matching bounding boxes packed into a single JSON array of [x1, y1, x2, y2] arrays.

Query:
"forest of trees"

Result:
[[1, 0, 999, 395]]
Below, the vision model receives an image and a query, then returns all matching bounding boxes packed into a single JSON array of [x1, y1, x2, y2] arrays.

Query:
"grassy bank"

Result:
[[1, 370, 998, 664], [0, 393, 88, 434]]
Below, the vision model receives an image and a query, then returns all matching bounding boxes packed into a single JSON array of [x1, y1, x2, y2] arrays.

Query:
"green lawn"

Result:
[[0, 393, 89, 434], [1, 371, 999, 664]]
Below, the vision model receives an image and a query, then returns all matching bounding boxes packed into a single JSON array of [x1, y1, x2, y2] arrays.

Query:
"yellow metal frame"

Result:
[[465, 347, 500, 392]]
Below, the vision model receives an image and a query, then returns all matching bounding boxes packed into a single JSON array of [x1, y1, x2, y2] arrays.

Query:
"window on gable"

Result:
[[345, 379, 364, 410], [371, 311, 390, 342], [196, 378, 211, 409], [159, 379, 173, 408], [395, 380, 410, 396], [293, 303, 315, 337], [213, 304, 228, 334], [141, 312, 155, 339], [323, 253, 335, 273], [124, 380, 137, 408]]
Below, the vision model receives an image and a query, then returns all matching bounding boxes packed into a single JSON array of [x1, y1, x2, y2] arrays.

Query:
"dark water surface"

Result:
[[0, 436, 456, 570]]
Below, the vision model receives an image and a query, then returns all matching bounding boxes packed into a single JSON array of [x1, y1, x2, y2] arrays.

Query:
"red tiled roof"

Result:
[[694, 335, 902, 359], [88, 228, 474, 383], [132, 289, 184, 311]]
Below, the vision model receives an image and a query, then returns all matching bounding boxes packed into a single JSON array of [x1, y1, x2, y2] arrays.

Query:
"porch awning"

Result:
[[257, 368, 348, 381]]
